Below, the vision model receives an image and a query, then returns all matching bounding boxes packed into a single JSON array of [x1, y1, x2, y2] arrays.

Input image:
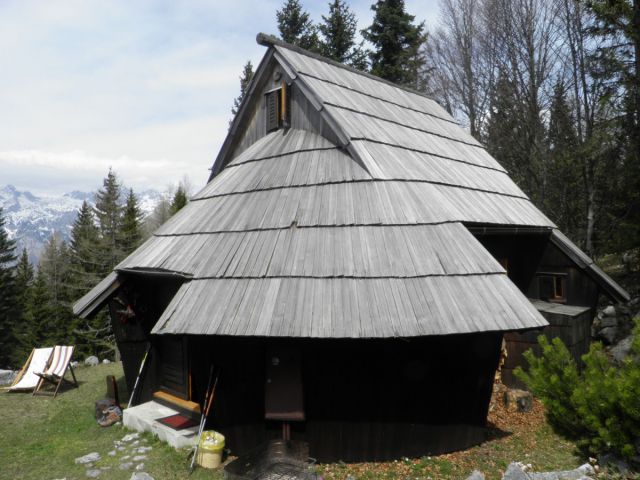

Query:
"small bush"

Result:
[[515, 318, 640, 459]]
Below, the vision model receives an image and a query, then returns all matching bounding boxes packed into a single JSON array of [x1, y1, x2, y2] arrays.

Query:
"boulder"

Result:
[[598, 326, 618, 345], [610, 335, 633, 364], [130, 473, 154, 480], [502, 462, 595, 480], [466, 470, 485, 480], [0, 369, 16, 386], [599, 316, 618, 328], [85, 356, 99, 366], [102, 359, 111, 364], [503, 389, 533, 412], [75, 452, 101, 465]]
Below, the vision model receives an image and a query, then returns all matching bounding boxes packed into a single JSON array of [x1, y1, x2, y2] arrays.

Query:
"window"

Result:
[[538, 272, 567, 302], [265, 83, 291, 132]]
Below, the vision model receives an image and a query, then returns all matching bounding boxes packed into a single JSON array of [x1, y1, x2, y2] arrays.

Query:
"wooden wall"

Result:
[[187, 333, 503, 462], [474, 232, 599, 388], [501, 305, 592, 388], [108, 275, 183, 397]]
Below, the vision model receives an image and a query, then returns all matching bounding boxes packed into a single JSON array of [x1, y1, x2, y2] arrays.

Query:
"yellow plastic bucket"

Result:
[[197, 431, 225, 469]]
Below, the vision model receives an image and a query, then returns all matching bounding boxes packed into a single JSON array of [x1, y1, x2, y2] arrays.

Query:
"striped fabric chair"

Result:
[[33, 346, 78, 398]]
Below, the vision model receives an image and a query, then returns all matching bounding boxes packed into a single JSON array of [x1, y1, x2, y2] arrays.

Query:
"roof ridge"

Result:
[[256, 33, 443, 108]]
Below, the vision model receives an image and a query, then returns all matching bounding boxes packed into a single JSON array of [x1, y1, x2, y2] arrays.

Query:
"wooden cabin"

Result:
[[74, 33, 628, 461]]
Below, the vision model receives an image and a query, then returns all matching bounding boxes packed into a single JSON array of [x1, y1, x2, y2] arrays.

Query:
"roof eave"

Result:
[[550, 229, 630, 303]]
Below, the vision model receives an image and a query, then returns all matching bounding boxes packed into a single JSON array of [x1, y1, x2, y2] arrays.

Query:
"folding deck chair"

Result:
[[2, 347, 53, 393], [33, 345, 78, 398]]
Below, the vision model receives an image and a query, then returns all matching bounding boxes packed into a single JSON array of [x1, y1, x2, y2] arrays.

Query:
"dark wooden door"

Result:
[[159, 336, 189, 400]]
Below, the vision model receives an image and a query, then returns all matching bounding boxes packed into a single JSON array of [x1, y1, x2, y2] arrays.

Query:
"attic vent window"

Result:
[[265, 83, 291, 132]]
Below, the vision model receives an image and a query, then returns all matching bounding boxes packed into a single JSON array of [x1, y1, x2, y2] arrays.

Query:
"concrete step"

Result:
[[123, 401, 199, 449]]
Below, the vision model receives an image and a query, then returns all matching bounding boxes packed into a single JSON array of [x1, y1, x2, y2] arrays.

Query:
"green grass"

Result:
[[0, 362, 223, 480]]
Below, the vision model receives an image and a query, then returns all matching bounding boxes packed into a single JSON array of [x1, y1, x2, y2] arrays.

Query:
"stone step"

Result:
[[123, 401, 199, 449]]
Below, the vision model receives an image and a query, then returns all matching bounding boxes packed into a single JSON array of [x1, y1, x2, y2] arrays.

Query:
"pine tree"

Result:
[[319, 0, 367, 69], [69, 200, 101, 291], [21, 269, 53, 349], [362, 0, 426, 86], [169, 185, 188, 215], [0, 207, 17, 367], [277, 0, 320, 51], [39, 234, 74, 343], [11, 248, 34, 365], [545, 81, 582, 241], [94, 169, 124, 272], [121, 189, 143, 255], [231, 61, 255, 118]]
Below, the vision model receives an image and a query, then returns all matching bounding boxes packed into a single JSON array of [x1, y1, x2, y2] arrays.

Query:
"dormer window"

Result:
[[265, 82, 291, 132]]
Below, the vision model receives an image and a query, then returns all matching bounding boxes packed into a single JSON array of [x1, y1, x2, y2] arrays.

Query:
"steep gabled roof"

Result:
[[74, 34, 627, 337]]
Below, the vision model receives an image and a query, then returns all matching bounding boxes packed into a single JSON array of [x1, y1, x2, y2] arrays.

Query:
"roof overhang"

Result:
[[549, 230, 630, 303], [72, 272, 122, 319]]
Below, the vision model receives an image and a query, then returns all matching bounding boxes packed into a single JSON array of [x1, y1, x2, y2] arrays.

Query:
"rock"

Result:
[[602, 305, 616, 317], [503, 389, 533, 412], [117, 446, 126, 451], [136, 446, 152, 453], [122, 433, 140, 442], [0, 369, 16, 386], [466, 470, 485, 480], [130, 473, 154, 480], [133, 455, 147, 461], [107, 451, 116, 457], [121, 455, 130, 461], [577, 463, 595, 476], [610, 335, 633, 364], [85, 356, 99, 366], [502, 461, 596, 480], [70, 361, 79, 368], [136, 463, 145, 471], [75, 452, 101, 465], [598, 453, 629, 474], [502, 463, 529, 480], [599, 316, 618, 328], [102, 359, 111, 364], [85, 469, 101, 478], [132, 440, 140, 446], [119, 462, 134, 470], [598, 326, 618, 344]]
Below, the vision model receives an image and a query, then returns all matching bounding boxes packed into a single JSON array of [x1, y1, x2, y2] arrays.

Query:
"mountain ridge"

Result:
[[0, 184, 162, 264]]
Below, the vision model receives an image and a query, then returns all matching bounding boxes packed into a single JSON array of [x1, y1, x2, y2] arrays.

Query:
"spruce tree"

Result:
[[121, 189, 143, 255], [11, 248, 34, 365], [94, 169, 124, 272], [277, 0, 320, 51], [39, 234, 74, 343], [546, 82, 580, 234], [169, 185, 188, 215], [0, 207, 17, 367], [69, 200, 101, 290], [319, 0, 367, 69], [21, 269, 53, 349], [362, 0, 426, 85], [231, 61, 255, 117]]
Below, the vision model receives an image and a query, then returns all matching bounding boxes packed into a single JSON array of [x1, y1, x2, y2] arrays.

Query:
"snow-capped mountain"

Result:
[[0, 184, 162, 264]]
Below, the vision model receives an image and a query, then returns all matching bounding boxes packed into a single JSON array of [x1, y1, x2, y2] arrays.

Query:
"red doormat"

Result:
[[156, 413, 199, 430]]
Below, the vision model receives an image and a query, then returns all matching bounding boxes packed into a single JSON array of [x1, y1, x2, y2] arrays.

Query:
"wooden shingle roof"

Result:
[[75, 34, 629, 336]]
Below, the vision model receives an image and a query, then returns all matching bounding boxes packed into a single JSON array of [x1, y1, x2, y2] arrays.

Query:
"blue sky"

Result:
[[0, 0, 439, 195]]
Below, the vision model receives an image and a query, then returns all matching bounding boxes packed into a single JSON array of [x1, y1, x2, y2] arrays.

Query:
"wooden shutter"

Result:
[[266, 90, 280, 132]]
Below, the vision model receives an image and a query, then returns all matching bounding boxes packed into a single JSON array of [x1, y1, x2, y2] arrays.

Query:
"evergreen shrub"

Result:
[[515, 318, 640, 459]]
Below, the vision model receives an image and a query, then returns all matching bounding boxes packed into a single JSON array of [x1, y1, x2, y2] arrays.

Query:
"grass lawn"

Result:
[[0, 362, 583, 480], [0, 362, 223, 480]]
